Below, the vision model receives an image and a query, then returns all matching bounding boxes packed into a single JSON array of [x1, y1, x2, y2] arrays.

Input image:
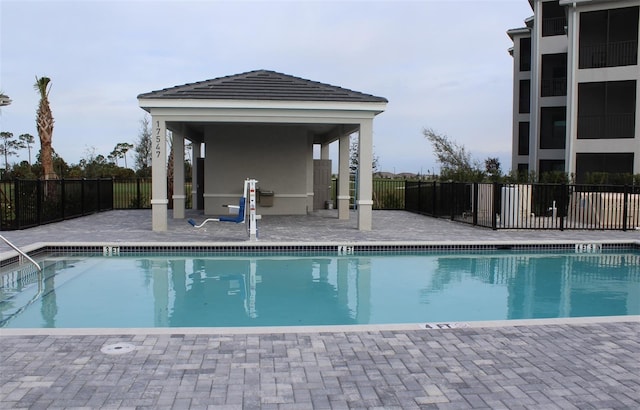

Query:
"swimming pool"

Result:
[[1, 248, 639, 328]]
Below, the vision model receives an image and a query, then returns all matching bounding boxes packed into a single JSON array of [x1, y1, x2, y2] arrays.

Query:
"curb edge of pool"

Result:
[[2, 315, 638, 337]]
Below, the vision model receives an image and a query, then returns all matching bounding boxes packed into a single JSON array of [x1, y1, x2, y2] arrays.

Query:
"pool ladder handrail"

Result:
[[0, 234, 42, 272]]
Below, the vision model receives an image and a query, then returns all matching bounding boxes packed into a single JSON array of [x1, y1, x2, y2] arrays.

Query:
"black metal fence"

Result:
[[405, 181, 640, 231], [1, 179, 113, 230], [330, 178, 406, 210], [0, 178, 192, 230], [3, 178, 639, 231], [113, 178, 152, 209]]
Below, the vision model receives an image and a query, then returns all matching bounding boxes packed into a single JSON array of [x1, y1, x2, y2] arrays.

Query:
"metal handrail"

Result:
[[0, 234, 42, 272]]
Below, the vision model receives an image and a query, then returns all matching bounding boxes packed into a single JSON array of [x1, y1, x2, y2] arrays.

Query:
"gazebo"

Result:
[[138, 70, 387, 232]]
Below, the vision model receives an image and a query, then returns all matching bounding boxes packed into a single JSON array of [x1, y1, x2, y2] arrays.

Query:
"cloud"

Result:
[[1, 0, 532, 174]]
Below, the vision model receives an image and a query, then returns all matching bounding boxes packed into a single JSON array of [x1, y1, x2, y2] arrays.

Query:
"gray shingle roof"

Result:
[[138, 70, 388, 103]]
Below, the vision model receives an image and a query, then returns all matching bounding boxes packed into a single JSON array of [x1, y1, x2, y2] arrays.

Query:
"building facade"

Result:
[[509, 0, 639, 182]]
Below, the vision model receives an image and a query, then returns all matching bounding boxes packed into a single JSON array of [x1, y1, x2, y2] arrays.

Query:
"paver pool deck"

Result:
[[1, 210, 639, 409]]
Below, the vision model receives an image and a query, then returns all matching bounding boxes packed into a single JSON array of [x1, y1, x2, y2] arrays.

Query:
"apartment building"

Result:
[[508, 0, 639, 182]]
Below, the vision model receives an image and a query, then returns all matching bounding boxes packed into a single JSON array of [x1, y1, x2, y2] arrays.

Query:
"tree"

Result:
[[422, 127, 484, 182], [10, 160, 37, 179], [0, 131, 24, 173], [134, 115, 152, 176], [33, 147, 68, 178], [34, 76, 56, 179], [19, 133, 35, 165], [0, 92, 11, 107], [349, 136, 380, 174], [109, 142, 134, 167], [484, 157, 502, 181], [117, 142, 134, 168]]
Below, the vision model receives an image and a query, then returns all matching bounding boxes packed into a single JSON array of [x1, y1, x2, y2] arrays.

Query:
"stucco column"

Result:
[[172, 130, 185, 219], [564, 4, 578, 176], [320, 143, 330, 160], [306, 134, 314, 212], [529, 2, 542, 173], [191, 141, 201, 208], [151, 116, 168, 231], [357, 120, 373, 230], [338, 133, 350, 220]]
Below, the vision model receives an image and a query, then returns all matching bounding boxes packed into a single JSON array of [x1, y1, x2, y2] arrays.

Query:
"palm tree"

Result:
[[0, 92, 11, 107], [19, 133, 35, 165], [115, 142, 134, 168], [0, 131, 15, 171], [34, 76, 57, 179]]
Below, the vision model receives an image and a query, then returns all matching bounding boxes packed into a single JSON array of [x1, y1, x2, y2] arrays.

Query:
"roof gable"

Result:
[[138, 69, 388, 103]]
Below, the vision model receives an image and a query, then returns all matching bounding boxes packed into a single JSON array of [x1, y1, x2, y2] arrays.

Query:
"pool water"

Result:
[[1, 251, 639, 328]]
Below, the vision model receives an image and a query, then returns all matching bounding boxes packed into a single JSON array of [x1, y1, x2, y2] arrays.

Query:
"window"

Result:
[[578, 80, 636, 139], [540, 107, 566, 149], [519, 80, 530, 114], [518, 122, 530, 155], [579, 6, 639, 68], [517, 163, 529, 181], [539, 160, 565, 180], [542, 1, 567, 37], [541, 54, 567, 97], [519, 37, 531, 72], [575, 153, 634, 183]]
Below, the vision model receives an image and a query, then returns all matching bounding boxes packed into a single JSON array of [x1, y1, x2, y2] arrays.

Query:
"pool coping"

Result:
[[2, 315, 638, 336], [3, 238, 640, 261]]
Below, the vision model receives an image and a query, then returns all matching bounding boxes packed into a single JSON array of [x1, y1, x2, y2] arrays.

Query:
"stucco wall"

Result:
[[203, 124, 310, 215]]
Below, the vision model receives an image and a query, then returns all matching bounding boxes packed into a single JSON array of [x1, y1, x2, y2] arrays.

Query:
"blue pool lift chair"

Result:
[[188, 196, 246, 227]]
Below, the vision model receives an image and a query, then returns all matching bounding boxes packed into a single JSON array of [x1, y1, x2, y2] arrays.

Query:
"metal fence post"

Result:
[[81, 179, 86, 215], [473, 182, 478, 226], [450, 183, 456, 221], [96, 178, 102, 212], [432, 181, 437, 216], [622, 185, 629, 231], [492, 182, 498, 230], [559, 183, 566, 231], [14, 179, 20, 230], [37, 179, 42, 225], [415, 181, 420, 213], [61, 178, 66, 219]]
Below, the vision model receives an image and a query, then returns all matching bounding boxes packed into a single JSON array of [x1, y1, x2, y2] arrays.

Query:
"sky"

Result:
[[0, 0, 533, 175]]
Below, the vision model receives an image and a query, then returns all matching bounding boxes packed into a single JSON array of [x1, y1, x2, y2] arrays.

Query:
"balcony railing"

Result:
[[579, 40, 638, 69], [577, 113, 636, 139], [542, 17, 567, 37], [541, 77, 567, 97]]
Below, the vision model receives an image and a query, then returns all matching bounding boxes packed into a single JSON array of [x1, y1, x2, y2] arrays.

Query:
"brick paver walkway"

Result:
[[1, 210, 639, 409], [1, 322, 639, 409]]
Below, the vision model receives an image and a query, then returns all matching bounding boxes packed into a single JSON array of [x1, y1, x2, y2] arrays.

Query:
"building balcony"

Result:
[[577, 113, 636, 139], [541, 77, 567, 97], [579, 40, 638, 69], [542, 16, 566, 37]]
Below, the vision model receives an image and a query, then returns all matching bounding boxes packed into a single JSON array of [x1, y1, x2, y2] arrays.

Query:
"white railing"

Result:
[[0, 234, 41, 272]]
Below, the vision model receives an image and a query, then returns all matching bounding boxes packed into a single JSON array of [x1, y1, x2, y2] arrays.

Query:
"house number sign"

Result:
[[155, 121, 162, 158]]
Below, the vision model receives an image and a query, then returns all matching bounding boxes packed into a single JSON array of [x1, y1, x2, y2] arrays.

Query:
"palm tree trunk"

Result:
[[34, 77, 57, 180]]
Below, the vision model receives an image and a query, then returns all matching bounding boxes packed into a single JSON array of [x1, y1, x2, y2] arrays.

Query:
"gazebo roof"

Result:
[[138, 69, 388, 103]]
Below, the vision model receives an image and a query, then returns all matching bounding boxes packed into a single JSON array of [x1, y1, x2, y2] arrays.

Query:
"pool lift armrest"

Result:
[[187, 178, 260, 241]]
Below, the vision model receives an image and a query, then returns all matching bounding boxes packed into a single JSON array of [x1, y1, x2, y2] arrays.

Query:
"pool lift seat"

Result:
[[188, 178, 260, 241]]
